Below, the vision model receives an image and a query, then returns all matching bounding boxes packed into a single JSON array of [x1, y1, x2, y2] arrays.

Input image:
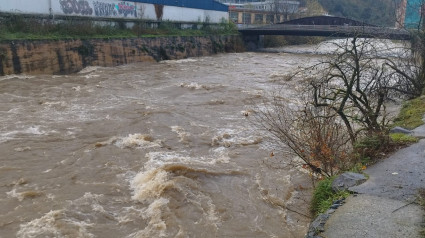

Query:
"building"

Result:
[[396, 0, 424, 29], [218, 0, 300, 25], [0, 0, 229, 23]]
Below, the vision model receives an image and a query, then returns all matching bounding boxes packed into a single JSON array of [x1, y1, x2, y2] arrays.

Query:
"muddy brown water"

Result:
[[0, 50, 324, 237]]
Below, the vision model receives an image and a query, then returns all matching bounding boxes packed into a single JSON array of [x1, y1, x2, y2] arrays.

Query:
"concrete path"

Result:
[[321, 125, 425, 238]]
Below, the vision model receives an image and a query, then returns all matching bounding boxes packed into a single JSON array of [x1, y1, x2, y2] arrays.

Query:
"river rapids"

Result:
[[2, 40, 401, 237]]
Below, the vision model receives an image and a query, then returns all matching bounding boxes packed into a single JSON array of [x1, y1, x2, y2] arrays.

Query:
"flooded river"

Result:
[[0, 45, 326, 237]]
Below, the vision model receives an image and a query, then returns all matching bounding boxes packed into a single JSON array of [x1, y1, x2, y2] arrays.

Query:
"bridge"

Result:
[[239, 16, 412, 49]]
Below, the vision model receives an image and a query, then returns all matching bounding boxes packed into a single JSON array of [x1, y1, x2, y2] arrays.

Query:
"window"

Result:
[[254, 14, 263, 24], [266, 14, 274, 23], [243, 13, 251, 24], [230, 12, 239, 23]]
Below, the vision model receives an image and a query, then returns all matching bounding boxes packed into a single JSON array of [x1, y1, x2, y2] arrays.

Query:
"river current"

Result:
[[0, 43, 338, 237]]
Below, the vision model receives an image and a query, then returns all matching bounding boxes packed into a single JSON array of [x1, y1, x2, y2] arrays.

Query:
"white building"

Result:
[[0, 0, 229, 23]]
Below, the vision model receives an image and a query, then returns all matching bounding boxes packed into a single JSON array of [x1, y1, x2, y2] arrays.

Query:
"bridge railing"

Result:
[[239, 24, 411, 40]]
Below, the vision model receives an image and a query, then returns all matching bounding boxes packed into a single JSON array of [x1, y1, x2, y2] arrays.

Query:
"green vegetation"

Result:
[[318, 0, 396, 26], [0, 16, 239, 41], [311, 176, 350, 216], [393, 96, 425, 129], [389, 133, 419, 144]]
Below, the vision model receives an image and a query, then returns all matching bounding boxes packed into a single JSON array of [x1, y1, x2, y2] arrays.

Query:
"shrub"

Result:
[[253, 101, 353, 177]]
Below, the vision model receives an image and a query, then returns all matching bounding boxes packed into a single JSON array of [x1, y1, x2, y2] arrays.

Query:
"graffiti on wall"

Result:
[[93, 1, 116, 17], [60, 0, 93, 15], [59, 0, 137, 17], [117, 2, 137, 17]]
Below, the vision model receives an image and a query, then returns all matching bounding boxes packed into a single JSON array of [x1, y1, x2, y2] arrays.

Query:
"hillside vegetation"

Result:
[[318, 0, 397, 26]]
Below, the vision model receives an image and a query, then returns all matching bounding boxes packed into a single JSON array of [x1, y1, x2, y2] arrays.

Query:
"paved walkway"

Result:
[[321, 125, 425, 238]]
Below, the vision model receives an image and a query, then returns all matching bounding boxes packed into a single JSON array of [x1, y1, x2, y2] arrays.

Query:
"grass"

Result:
[[392, 96, 425, 130], [311, 176, 351, 217], [0, 16, 239, 41], [389, 133, 419, 144]]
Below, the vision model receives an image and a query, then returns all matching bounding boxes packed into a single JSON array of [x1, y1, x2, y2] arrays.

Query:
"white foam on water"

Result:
[[142, 151, 232, 170], [131, 168, 173, 202], [128, 198, 169, 238], [23, 126, 45, 135], [72, 86, 81, 92], [81, 74, 100, 79], [0, 74, 35, 82], [41, 101, 68, 107], [14, 147, 31, 152], [0, 126, 53, 143], [78, 66, 103, 74], [210, 147, 231, 164], [129, 149, 236, 237], [179, 82, 209, 90], [171, 126, 191, 143], [211, 128, 263, 148], [17, 210, 94, 238], [6, 188, 43, 202], [242, 89, 263, 96], [161, 58, 198, 64], [269, 72, 293, 81], [113, 134, 162, 149], [116, 206, 145, 225]]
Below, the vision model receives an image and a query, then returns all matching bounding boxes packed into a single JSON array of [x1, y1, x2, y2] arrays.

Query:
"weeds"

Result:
[[389, 133, 419, 144], [392, 96, 425, 129], [0, 16, 239, 41], [310, 176, 351, 216]]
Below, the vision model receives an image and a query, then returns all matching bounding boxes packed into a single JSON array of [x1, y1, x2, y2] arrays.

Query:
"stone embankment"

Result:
[[0, 35, 244, 75]]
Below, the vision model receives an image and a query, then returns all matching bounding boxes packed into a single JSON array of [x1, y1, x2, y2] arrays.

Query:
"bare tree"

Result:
[[303, 0, 326, 17], [381, 33, 425, 98], [253, 96, 352, 177], [307, 37, 401, 144], [269, 0, 295, 22]]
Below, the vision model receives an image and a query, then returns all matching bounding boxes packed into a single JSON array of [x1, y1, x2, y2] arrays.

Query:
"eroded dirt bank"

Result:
[[0, 35, 243, 75]]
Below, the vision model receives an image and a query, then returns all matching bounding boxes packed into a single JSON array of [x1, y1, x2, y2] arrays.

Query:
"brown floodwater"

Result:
[[0, 49, 323, 237]]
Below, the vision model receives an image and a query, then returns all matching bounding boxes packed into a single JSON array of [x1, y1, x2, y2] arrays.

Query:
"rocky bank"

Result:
[[0, 35, 244, 75]]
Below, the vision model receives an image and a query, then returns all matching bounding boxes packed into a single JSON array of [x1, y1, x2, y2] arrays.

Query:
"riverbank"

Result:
[[0, 35, 244, 75], [321, 131, 425, 237], [306, 97, 425, 237]]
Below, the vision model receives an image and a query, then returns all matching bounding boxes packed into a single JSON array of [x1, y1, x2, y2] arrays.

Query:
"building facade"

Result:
[[218, 0, 300, 25], [0, 0, 229, 23], [396, 0, 424, 29]]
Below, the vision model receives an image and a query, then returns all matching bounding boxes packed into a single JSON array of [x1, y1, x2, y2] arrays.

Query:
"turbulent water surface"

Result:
[[0, 46, 328, 237]]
